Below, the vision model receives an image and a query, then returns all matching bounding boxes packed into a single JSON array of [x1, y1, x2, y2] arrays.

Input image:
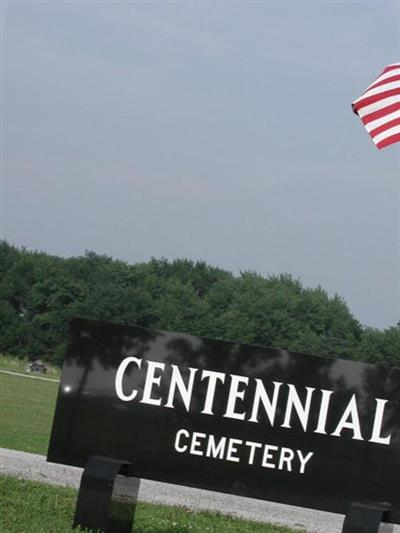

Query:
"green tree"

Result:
[[0, 240, 397, 366], [355, 323, 400, 365]]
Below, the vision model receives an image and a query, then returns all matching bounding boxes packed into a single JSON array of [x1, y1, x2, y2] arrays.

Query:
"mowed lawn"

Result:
[[0, 475, 298, 533], [0, 372, 59, 454]]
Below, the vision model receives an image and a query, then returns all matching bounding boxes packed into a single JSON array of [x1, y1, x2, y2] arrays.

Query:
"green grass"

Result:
[[0, 372, 59, 454], [0, 475, 300, 533], [0, 353, 61, 379]]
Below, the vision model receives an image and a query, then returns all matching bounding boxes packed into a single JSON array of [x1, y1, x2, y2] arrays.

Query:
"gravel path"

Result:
[[2, 446, 397, 533]]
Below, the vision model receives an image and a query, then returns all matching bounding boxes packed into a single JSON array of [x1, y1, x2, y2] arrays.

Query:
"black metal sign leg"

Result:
[[73, 456, 140, 533], [342, 502, 392, 533]]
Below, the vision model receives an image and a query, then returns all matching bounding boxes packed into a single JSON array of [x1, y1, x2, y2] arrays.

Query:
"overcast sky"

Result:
[[2, 1, 400, 329]]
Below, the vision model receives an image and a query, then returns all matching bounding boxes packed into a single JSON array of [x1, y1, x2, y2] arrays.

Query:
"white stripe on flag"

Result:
[[366, 109, 400, 132], [363, 67, 400, 91], [373, 124, 400, 145], [355, 80, 400, 102], [356, 94, 400, 118]]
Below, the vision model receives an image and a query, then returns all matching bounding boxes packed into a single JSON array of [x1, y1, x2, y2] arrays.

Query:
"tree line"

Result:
[[0, 240, 399, 366]]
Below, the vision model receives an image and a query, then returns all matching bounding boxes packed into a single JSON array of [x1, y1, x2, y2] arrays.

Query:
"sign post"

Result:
[[73, 456, 139, 533], [48, 318, 399, 532]]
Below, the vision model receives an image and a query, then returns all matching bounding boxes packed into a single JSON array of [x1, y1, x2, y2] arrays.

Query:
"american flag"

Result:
[[352, 63, 400, 150]]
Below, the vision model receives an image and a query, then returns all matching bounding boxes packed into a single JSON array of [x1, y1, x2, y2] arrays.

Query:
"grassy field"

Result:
[[0, 475, 299, 533], [0, 372, 59, 454], [0, 367, 303, 532], [0, 353, 61, 379]]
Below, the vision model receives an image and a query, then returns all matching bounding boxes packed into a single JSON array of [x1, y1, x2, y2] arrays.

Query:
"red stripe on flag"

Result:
[[378, 63, 400, 78], [354, 88, 400, 112], [382, 64, 400, 75], [363, 74, 400, 93], [370, 117, 400, 138], [361, 102, 400, 125], [376, 133, 400, 149]]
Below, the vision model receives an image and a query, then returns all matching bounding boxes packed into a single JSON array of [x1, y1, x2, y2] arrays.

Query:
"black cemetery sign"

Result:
[[48, 318, 400, 530]]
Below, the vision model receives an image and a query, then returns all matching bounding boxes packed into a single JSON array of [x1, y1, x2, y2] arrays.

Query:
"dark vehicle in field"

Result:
[[26, 360, 47, 374]]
